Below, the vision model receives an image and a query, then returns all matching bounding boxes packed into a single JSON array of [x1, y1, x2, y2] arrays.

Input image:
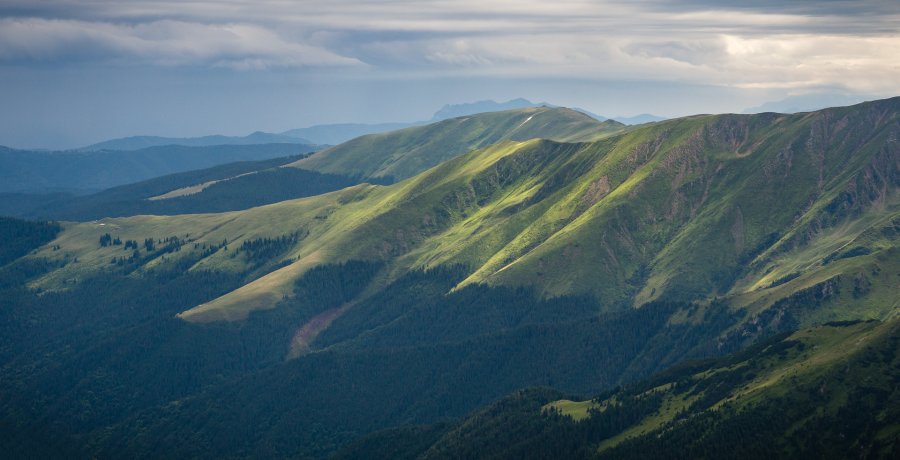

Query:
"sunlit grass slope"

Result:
[[32, 98, 899, 325]]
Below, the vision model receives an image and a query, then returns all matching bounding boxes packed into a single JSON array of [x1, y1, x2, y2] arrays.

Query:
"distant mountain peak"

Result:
[[742, 93, 877, 114], [431, 98, 544, 121], [612, 114, 667, 125]]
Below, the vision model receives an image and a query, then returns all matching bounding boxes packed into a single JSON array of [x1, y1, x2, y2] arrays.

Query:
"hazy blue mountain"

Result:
[[431, 98, 543, 120], [0, 154, 390, 221], [91, 99, 629, 149], [81, 131, 313, 151], [75, 99, 658, 151], [742, 93, 876, 114], [612, 113, 667, 124], [0, 143, 317, 194], [571, 107, 608, 121]]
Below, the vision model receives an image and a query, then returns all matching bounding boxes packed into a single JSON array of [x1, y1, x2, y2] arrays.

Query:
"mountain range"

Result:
[[0, 142, 319, 194], [0, 154, 383, 221], [71, 99, 665, 152], [80, 131, 314, 151], [0, 97, 896, 458], [1, 107, 620, 221], [31, 98, 895, 323]]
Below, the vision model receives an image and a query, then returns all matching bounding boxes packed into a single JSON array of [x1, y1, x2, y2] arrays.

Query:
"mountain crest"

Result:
[[24, 98, 900, 329]]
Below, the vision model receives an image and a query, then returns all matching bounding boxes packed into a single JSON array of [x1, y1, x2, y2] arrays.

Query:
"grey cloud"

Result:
[[623, 41, 728, 67], [0, 0, 898, 149], [637, 0, 900, 17], [3, 1, 897, 34], [635, 0, 900, 35], [0, 18, 363, 68], [0, 1, 897, 94]]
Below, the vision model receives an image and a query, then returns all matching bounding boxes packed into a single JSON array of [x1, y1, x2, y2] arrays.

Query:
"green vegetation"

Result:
[[0, 257, 738, 458], [351, 320, 899, 459], [25, 98, 897, 328], [1, 98, 897, 458], [291, 106, 625, 180], [0, 217, 61, 266]]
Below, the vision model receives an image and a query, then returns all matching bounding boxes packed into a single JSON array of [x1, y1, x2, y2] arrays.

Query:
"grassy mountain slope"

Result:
[[27, 98, 898, 327], [1, 225, 735, 458], [289, 106, 625, 180], [0, 143, 317, 194], [0, 247, 888, 458], [367, 319, 899, 460]]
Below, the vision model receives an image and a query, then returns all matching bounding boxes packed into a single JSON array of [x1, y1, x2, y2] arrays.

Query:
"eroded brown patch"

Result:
[[286, 306, 348, 359], [582, 175, 611, 207]]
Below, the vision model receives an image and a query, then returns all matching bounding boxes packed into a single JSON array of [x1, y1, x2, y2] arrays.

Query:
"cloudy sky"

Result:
[[1, 0, 899, 149]]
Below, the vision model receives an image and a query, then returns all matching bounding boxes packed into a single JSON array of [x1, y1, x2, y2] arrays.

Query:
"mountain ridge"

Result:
[[70, 99, 660, 150], [80, 131, 314, 151], [24, 97, 898, 329], [0, 143, 319, 194], [430, 98, 544, 120], [0, 154, 387, 221], [289, 106, 626, 181]]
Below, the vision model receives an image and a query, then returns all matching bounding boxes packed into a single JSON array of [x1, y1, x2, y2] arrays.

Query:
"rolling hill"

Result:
[[289, 106, 626, 180], [279, 99, 607, 146]]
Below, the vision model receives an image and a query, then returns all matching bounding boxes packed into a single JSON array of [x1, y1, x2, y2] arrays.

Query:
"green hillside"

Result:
[[1, 99, 898, 458], [352, 319, 899, 459], [26, 97, 898, 328], [289, 106, 625, 180], [0, 217, 61, 267]]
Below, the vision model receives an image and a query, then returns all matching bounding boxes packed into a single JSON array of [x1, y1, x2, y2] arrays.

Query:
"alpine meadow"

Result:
[[1, 1, 899, 459]]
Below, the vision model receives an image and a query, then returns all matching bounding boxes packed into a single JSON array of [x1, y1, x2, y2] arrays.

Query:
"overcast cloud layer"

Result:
[[1, 0, 899, 148]]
